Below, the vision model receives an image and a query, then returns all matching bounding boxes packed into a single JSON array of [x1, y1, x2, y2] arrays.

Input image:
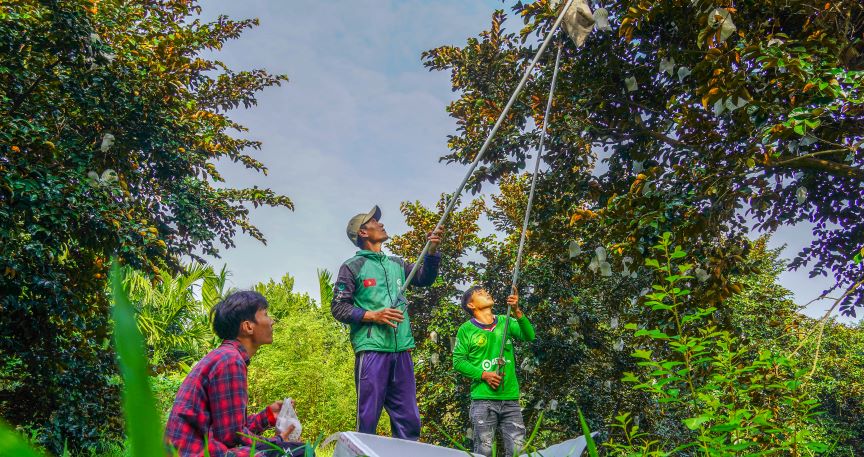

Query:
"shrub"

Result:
[[246, 274, 359, 440]]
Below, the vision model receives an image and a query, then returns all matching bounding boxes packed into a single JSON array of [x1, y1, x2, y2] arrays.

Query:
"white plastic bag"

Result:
[[562, 0, 595, 48], [276, 397, 302, 442]]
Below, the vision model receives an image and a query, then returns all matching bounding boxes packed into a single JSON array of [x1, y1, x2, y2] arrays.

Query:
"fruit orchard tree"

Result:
[[422, 0, 864, 314], [0, 1, 291, 450]]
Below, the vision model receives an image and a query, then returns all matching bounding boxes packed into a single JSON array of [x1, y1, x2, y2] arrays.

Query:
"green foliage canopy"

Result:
[[422, 0, 864, 314], [396, 188, 863, 453], [0, 0, 290, 451], [247, 272, 358, 440], [125, 263, 227, 374]]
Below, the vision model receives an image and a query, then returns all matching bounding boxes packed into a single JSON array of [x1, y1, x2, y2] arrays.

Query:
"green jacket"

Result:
[[453, 315, 535, 400], [330, 250, 440, 353]]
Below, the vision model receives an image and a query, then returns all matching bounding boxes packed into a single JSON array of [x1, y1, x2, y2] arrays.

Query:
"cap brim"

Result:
[[365, 205, 381, 224]]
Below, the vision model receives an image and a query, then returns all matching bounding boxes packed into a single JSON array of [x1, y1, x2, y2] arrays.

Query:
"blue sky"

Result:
[[198, 0, 857, 323]]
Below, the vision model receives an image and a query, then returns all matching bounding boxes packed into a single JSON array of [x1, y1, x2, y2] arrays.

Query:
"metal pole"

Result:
[[394, 0, 577, 308], [496, 41, 564, 374]]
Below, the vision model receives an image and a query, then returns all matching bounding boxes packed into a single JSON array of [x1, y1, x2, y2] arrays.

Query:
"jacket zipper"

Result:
[[378, 256, 399, 350]]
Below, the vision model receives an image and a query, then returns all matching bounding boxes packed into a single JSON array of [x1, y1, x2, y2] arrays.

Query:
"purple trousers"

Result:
[[354, 351, 421, 440]]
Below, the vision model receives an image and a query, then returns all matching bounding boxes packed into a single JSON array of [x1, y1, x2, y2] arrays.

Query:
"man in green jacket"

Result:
[[453, 286, 535, 457], [330, 205, 442, 440]]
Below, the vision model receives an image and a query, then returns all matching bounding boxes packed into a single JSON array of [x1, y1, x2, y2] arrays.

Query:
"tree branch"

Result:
[[767, 156, 864, 180], [8, 59, 61, 116], [772, 149, 849, 165]]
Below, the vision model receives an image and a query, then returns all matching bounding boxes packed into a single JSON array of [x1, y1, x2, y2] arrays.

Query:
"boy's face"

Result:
[[248, 308, 275, 345], [468, 288, 495, 313]]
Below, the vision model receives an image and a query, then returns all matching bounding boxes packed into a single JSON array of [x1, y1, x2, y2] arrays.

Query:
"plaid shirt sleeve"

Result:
[[207, 355, 278, 454]]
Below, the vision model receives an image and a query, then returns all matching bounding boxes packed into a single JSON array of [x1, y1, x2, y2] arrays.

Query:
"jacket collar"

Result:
[[355, 249, 387, 260]]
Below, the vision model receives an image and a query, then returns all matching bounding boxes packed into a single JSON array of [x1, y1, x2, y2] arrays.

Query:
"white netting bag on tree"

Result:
[[561, 0, 595, 48]]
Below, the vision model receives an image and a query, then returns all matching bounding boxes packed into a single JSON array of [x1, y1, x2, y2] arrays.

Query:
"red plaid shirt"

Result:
[[164, 340, 279, 457]]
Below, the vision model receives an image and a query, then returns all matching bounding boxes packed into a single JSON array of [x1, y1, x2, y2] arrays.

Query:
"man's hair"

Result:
[[211, 291, 269, 340], [460, 285, 484, 316]]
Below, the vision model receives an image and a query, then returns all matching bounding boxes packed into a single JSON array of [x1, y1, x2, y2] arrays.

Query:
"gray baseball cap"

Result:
[[346, 205, 381, 246]]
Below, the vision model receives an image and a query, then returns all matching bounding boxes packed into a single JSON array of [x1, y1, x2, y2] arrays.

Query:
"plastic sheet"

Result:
[[708, 8, 737, 42], [518, 433, 599, 457], [326, 431, 598, 456], [100, 133, 115, 152], [593, 8, 611, 32], [659, 57, 675, 76], [329, 432, 482, 457]]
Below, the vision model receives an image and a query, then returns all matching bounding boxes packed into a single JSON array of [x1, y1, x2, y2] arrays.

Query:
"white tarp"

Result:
[[330, 432, 483, 457], [519, 432, 598, 457], [327, 431, 597, 457]]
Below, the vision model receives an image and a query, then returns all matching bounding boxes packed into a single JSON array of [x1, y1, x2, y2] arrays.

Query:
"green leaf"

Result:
[[577, 408, 599, 457], [635, 329, 670, 339], [805, 442, 831, 452], [649, 302, 675, 311], [632, 349, 653, 359], [709, 422, 741, 432], [0, 423, 46, 457], [670, 249, 687, 259], [683, 415, 711, 430], [110, 260, 166, 457]]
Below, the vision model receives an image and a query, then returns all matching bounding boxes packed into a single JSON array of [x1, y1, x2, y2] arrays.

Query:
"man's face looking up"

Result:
[[359, 217, 388, 245]]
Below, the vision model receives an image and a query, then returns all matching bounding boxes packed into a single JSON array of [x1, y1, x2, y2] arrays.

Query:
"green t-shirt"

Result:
[[452, 315, 535, 400]]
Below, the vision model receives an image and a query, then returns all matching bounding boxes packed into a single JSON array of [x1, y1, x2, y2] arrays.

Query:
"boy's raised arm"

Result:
[[508, 314, 536, 342], [506, 294, 536, 342]]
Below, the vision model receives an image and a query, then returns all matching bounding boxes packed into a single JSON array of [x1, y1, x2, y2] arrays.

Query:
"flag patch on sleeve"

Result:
[[363, 278, 377, 288]]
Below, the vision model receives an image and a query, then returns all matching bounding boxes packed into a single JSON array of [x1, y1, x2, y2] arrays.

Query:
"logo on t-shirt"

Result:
[[475, 334, 488, 348], [363, 278, 377, 288], [481, 358, 511, 371]]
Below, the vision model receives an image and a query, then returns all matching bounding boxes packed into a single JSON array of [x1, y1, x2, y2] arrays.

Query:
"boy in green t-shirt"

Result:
[[452, 286, 536, 457]]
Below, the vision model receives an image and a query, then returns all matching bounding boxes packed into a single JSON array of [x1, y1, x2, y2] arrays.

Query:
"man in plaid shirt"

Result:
[[164, 291, 305, 457]]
